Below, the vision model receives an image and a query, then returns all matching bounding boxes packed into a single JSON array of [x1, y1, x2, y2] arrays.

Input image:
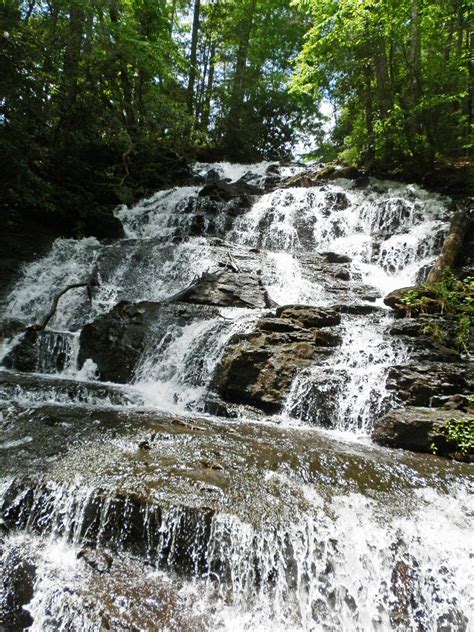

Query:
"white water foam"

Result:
[[133, 308, 259, 412]]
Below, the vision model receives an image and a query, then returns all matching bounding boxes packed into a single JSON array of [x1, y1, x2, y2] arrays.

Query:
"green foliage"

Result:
[[400, 271, 473, 352], [431, 417, 474, 457], [192, 0, 313, 160], [290, 0, 473, 175], [1, 0, 309, 224]]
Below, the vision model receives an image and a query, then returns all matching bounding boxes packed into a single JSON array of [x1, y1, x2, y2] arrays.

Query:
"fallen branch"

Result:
[[227, 252, 241, 273], [30, 267, 100, 332]]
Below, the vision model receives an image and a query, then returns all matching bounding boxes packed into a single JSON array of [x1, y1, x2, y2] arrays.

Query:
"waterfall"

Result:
[[1, 162, 471, 631]]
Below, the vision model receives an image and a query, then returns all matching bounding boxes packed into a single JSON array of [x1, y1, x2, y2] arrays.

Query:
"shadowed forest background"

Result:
[[1, 0, 472, 232]]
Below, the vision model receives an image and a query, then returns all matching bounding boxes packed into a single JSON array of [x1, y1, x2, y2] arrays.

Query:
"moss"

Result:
[[400, 270, 473, 352]]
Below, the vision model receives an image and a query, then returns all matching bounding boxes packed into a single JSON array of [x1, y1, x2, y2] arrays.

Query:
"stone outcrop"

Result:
[[372, 407, 473, 461], [212, 306, 341, 413], [174, 269, 276, 309], [386, 363, 473, 407]]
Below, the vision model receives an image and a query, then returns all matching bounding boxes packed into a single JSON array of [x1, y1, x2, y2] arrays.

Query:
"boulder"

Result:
[[372, 407, 473, 461], [212, 307, 341, 413]]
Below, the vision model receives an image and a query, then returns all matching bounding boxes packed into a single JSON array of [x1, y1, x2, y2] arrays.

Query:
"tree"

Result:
[[291, 0, 473, 175]]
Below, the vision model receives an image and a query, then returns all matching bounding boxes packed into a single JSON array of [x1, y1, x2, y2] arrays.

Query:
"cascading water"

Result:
[[0, 162, 471, 631]]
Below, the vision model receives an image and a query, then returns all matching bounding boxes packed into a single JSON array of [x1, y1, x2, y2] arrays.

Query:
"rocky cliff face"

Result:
[[2, 162, 472, 455], [372, 211, 474, 460]]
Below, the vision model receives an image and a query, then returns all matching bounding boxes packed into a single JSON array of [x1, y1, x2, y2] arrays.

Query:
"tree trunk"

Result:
[[373, 44, 392, 119], [109, 1, 136, 129], [409, 0, 423, 98], [226, 0, 257, 154], [169, 0, 177, 35], [187, 0, 201, 116], [61, 1, 85, 123], [201, 41, 215, 132], [426, 205, 470, 284], [362, 65, 375, 166]]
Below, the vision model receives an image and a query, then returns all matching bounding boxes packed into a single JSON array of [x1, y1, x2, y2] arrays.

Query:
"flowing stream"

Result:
[[0, 163, 472, 631]]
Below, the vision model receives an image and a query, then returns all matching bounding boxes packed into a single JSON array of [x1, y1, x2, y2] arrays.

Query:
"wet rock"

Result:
[[389, 316, 464, 362], [82, 210, 125, 240], [198, 179, 263, 201], [203, 393, 266, 420], [282, 173, 322, 188], [0, 319, 25, 340], [432, 394, 471, 411], [357, 286, 381, 302], [283, 164, 364, 188], [1, 547, 36, 629], [293, 251, 381, 306], [79, 301, 219, 383], [389, 548, 427, 630], [337, 304, 383, 315], [0, 369, 144, 406], [78, 547, 113, 573], [325, 191, 350, 210], [415, 263, 433, 285], [187, 193, 253, 235], [316, 164, 364, 182], [213, 307, 341, 413], [386, 363, 473, 407], [203, 167, 221, 183], [384, 286, 416, 310], [1, 329, 39, 372], [320, 252, 352, 264], [275, 305, 341, 329], [286, 367, 347, 428], [353, 175, 371, 189], [2, 330, 76, 374], [372, 407, 474, 460], [179, 269, 275, 309]]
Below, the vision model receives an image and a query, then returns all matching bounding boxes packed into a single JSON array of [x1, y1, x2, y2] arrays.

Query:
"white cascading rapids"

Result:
[[1, 162, 471, 632]]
